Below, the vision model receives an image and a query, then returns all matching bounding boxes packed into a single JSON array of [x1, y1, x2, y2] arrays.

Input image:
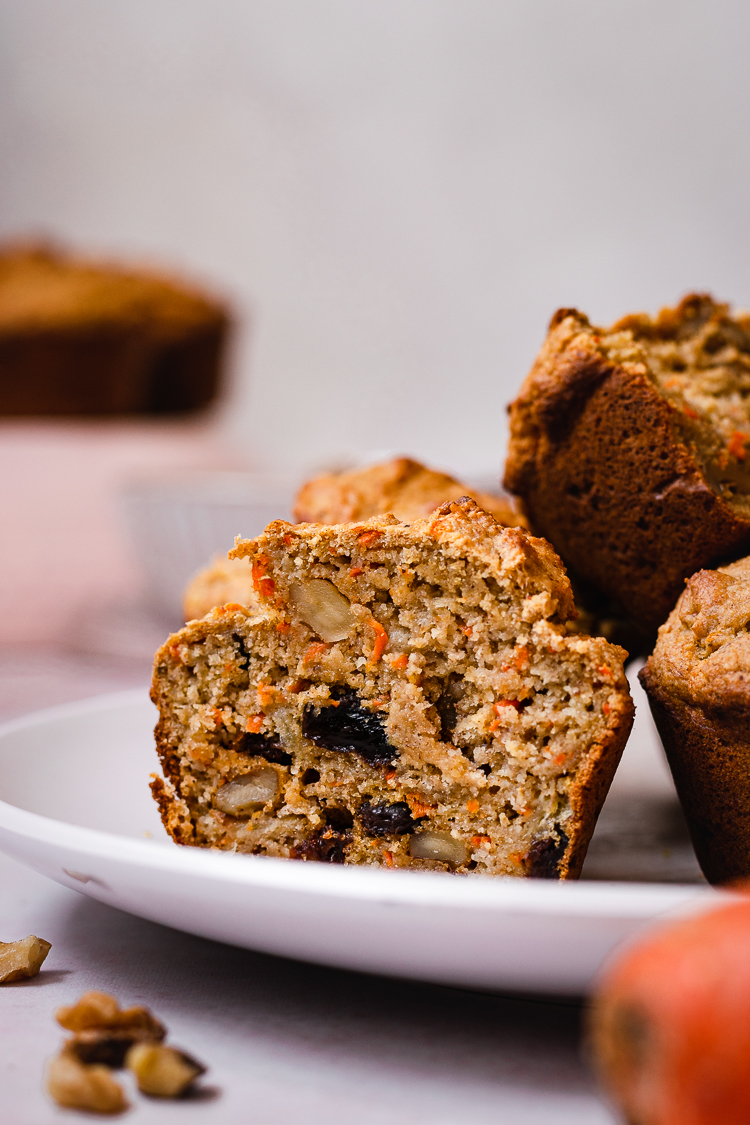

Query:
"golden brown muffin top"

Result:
[[231, 496, 573, 625], [293, 456, 527, 528], [511, 294, 750, 509], [645, 554, 750, 707], [0, 244, 227, 336]]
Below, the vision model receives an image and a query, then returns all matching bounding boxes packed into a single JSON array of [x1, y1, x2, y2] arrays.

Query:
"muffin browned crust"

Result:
[[0, 243, 229, 414], [640, 555, 750, 883], [154, 498, 633, 878], [294, 457, 528, 528], [505, 295, 750, 634]]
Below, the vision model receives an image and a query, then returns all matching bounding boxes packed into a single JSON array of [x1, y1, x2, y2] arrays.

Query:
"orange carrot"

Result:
[[367, 619, 388, 665], [494, 700, 522, 714], [728, 431, 749, 461], [246, 713, 264, 733], [406, 793, 434, 818], [357, 530, 382, 547], [257, 683, 275, 706], [591, 893, 750, 1125]]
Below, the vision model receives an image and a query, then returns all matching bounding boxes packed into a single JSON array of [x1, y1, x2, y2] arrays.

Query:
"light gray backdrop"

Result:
[[1, 0, 748, 477]]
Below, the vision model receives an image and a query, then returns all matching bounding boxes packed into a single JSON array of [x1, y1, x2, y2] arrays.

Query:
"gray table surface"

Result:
[[1, 648, 625, 1124]]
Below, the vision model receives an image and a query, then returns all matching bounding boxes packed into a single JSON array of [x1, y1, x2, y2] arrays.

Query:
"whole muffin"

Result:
[[505, 294, 750, 634], [640, 555, 750, 883], [294, 456, 527, 527]]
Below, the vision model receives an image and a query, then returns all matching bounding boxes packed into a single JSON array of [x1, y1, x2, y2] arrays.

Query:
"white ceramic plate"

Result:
[[0, 691, 718, 996]]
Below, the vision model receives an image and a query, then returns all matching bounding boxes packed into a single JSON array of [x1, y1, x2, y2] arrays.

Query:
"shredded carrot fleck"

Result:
[[471, 835, 491, 848], [246, 713, 264, 733], [729, 431, 749, 461], [663, 376, 681, 389], [251, 557, 276, 599], [382, 849, 394, 867], [406, 793, 435, 818], [367, 619, 388, 665], [683, 406, 699, 420], [169, 644, 183, 664], [554, 752, 567, 765], [494, 699, 522, 714], [429, 517, 449, 535], [303, 643, 328, 664], [466, 799, 479, 814], [603, 701, 611, 716], [283, 534, 295, 546], [389, 653, 408, 671], [597, 665, 613, 680], [357, 530, 382, 547], [385, 768, 397, 783], [212, 708, 224, 728], [251, 556, 269, 590], [276, 620, 290, 634], [349, 566, 364, 577], [257, 683, 275, 706], [514, 646, 529, 670], [370, 696, 389, 707], [224, 602, 246, 612], [489, 719, 501, 733], [460, 624, 473, 638], [288, 678, 310, 694]]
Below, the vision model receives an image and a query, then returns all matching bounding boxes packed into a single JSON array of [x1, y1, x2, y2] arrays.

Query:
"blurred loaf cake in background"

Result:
[[183, 457, 528, 620], [505, 294, 750, 635], [0, 243, 229, 415]]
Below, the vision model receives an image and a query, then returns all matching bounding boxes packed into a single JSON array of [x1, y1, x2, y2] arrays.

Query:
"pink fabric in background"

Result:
[[0, 420, 238, 645]]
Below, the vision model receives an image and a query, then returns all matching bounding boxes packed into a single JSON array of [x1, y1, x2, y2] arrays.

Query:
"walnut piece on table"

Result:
[[46, 989, 208, 1110], [126, 1041, 206, 1097], [45, 1048, 128, 1115], [56, 989, 166, 1037], [0, 935, 51, 983]]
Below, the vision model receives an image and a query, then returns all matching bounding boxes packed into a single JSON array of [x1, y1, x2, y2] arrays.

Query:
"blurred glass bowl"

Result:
[[120, 471, 299, 624]]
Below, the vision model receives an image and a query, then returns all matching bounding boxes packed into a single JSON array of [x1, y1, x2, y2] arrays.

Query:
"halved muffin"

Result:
[[153, 499, 633, 877]]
